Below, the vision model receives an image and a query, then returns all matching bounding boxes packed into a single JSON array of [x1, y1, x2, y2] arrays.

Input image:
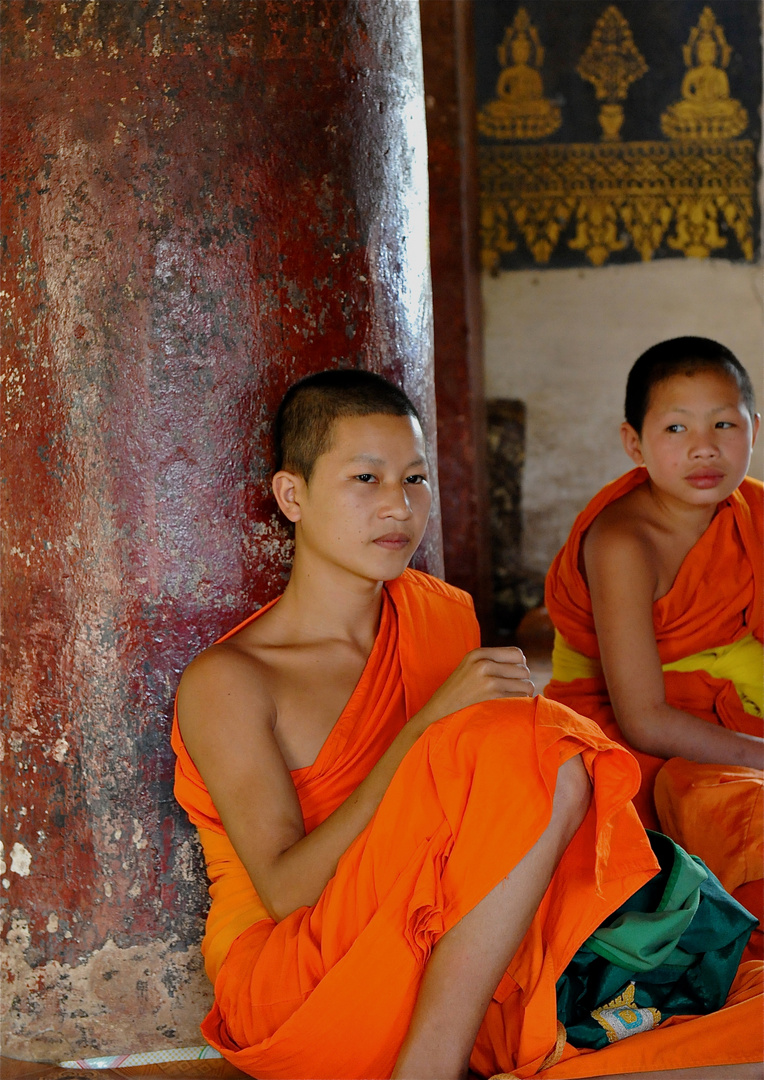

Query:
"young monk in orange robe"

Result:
[[174, 368, 763, 1080], [545, 337, 763, 952]]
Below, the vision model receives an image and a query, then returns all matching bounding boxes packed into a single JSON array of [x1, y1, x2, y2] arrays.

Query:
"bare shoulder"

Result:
[[582, 488, 657, 585], [177, 629, 276, 751], [582, 492, 663, 669], [176, 620, 311, 908]]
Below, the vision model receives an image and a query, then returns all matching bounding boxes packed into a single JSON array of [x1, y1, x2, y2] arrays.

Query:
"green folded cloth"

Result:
[[556, 830, 756, 1049]]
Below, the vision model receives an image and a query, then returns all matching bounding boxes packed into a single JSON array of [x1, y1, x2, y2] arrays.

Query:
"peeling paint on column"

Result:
[[2, 927, 214, 1058], [2, 0, 437, 1060], [9, 844, 32, 878]]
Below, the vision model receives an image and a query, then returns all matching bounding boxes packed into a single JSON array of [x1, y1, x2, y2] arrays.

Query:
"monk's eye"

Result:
[[355, 473, 376, 483], [666, 424, 685, 433], [715, 421, 735, 429], [405, 474, 428, 485]]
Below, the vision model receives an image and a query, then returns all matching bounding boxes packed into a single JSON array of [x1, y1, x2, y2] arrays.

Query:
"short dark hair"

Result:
[[274, 368, 422, 481], [625, 336, 757, 434]]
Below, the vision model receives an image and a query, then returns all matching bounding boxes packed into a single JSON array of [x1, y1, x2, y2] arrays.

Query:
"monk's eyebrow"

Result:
[[662, 404, 739, 414], [348, 454, 427, 469], [348, 454, 386, 466]]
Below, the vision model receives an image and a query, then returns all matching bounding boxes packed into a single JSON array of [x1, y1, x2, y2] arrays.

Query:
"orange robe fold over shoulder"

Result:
[[173, 567, 763, 1080], [544, 469, 763, 935]]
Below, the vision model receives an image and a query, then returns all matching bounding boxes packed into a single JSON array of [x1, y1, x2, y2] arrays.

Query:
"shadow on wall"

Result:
[[486, 398, 546, 640]]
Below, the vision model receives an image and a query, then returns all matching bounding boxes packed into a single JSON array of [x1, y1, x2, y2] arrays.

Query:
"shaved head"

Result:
[[275, 369, 421, 482], [625, 337, 756, 434]]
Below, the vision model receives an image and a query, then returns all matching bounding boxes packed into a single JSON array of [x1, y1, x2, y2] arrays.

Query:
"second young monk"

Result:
[[545, 337, 763, 948], [173, 368, 762, 1080]]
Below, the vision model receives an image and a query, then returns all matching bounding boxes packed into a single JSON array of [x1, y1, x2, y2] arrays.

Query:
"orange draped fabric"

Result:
[[544, 469, 763, 945], [173, 568, 763, 1079], [653, 758, 764, 961], [544, 469, 762, 825], [171, 570, 480, 984]]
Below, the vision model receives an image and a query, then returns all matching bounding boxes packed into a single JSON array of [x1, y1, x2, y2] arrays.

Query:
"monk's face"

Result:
[[621, 370, 759, 509], [285, 413, 432, 584]]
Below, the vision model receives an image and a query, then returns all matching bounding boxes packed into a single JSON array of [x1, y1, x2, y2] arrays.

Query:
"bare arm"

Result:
[[583, 520, 764, 769], [177, 645, 533, 922]]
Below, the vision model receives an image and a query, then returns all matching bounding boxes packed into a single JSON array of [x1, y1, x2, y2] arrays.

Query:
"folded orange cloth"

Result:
[[173, 567, 763, 1079], [544, 469, 762, 829], [654, 757, 764, 960], [172, 569, 480, 984]]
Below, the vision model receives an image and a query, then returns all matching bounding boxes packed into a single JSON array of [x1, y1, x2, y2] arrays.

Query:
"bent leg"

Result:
[[655, 758, 764, 960], [654, 758, 763, 895], [205, 698, 654, 1080], [393, 755, 591, 1080]]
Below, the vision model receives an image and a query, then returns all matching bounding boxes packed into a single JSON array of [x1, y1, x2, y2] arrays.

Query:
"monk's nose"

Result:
[[690, 432, 720, 456], [382, 484, 412, 517], [691, 432, 721, 453]]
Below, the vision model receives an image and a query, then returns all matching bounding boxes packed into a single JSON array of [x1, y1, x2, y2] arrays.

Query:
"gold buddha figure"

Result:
[[478, 8, 561, 141], [661, 7, 747, 139]]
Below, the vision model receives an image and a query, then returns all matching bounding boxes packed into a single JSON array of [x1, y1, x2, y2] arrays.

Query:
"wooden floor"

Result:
[[0, 1057, 250, 1079]]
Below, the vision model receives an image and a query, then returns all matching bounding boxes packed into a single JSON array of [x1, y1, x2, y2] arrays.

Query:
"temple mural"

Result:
[[474, 2, 761, 271]]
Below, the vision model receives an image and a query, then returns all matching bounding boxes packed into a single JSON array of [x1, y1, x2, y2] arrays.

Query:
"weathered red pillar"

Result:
[[1, 0, 437, 1060], [420, 0, 491, 632]]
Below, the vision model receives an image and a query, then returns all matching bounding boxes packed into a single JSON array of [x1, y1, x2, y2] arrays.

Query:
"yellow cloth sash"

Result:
[[551, 631, 762, 719]]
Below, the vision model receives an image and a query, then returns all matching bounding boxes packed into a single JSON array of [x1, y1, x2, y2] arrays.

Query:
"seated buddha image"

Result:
[[478, 9, 561, 141], [661, 9, 747, 139]]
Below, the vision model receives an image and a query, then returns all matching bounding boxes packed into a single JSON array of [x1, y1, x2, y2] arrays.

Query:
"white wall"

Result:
[[483, 258, 764, 574]]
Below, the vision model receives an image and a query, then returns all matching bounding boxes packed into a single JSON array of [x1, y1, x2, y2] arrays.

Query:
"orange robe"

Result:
[[173, 567, 763, 1079], [544, 469, 763, 941]]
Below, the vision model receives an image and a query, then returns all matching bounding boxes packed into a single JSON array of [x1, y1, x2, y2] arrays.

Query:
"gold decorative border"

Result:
[[479, 140, 755, 269]]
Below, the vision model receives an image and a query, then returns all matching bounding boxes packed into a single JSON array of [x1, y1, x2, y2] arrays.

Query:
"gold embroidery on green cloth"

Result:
[[591, 982, 661, 1044]]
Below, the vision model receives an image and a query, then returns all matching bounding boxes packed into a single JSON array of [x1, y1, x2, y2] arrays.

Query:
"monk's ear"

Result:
[[751, 412, 761, 447], [620, 421, 645, 466], [272, 470, 306, 523]]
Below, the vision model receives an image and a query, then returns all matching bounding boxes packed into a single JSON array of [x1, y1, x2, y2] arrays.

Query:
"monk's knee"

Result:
[[550, 754, 591, 849], [439, 698, 536, 752]]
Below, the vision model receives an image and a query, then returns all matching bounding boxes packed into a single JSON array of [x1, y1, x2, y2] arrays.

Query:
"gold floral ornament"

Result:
[[577, 6, 647, 141], [479, 141, 754, 270], [477, 7, 562, 141], [661, 6, 748, 140], [568, 198, 627, 266]]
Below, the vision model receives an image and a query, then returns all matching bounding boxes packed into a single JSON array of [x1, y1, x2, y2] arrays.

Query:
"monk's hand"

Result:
[[413, 647, 534, 730]]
